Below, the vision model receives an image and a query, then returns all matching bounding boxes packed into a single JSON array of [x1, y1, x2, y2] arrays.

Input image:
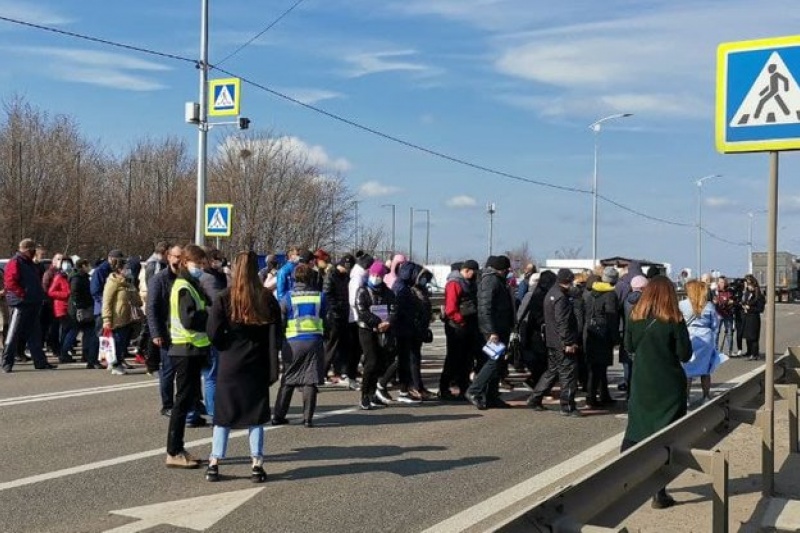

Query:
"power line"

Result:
[[0, 14, 738, 238], [214, 0, 307, 67], [702, 228, 748, 247]]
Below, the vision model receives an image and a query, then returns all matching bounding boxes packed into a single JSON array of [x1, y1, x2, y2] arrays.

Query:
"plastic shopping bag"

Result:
[[482, 340, 507, 361], [99, 331, 117, 366]]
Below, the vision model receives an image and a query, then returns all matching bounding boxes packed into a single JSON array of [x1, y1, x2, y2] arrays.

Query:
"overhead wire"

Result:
[[0, 13, 744, 245], [214, 0, 307, 67]]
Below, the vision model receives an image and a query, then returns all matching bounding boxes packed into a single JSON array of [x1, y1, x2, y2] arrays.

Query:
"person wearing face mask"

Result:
[[1, 239, 55, 372], [91, 250, 126, 367], [355, 262, 398, 410], [165, 245, 211, 469], [47, 258, 77, 363], [67, 259, 101, 368], [147, 245, 184, 417], [102, 254, 142, 375]]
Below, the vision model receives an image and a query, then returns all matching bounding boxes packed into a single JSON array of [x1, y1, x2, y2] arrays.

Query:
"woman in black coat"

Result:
[[741, 274, 765, 361], [204, 251, 281, 483]]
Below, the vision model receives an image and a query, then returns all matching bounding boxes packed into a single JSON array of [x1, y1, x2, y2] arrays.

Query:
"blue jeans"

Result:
[[210, 426, 264, 460], [202, 348, 219, 418], [159, 347, 176, 410], [112, 326, 132, 368], [718, 317, 734, 354]]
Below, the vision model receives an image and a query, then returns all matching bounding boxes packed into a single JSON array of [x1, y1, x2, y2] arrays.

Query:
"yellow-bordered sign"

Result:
[[717, 35, 800, 153], [208, 78, 241, 117], [204, 203, 233, 237]]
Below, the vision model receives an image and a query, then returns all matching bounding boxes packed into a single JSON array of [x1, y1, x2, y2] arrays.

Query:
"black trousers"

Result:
[[440, 322, 476, 394], [530, 349, 578, 411], [323, 319, 348, 376], [746, 338, 760, 358], [734, 311, 744, 351], [166, 355, 204, 456], [274, 384, 318, 422], [380, 336, 410, 391], [346, 322, 363, 379], [359, 329, 386, 397], [2, 305, 48, 369], [587, 363, 611, 404]]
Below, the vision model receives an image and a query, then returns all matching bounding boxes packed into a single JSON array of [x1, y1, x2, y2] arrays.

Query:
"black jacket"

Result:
[[199, 268, 227, 304], [68, 271, 93, 317], [544, 284, 581, 351], [323, 268, 350, 324], [355, 283, 397, 331], [583, 287, 620, 365], [146, 267, 177, 345], [477, 267, 515, 341]]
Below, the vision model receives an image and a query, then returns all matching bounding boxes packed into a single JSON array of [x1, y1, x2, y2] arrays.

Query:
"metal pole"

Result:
[[489, 211, 494, 256], [592, 129, 599, 266], [409, 207, 414, 260], [195, 0, 210, 245], [697, 180, 702, 277], [763, 151, 779, 496]]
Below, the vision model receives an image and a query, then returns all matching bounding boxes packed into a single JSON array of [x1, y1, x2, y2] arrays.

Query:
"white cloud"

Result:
[[273, 136, 352, 173], [0, 0, 71, 25], [705, 196, 738, 208], [281, 88, 344, 105], [446, 195, 477, 208], [359, 180, 401, 197], [13, 47, 170, 91], [343, 50, 433, 78]]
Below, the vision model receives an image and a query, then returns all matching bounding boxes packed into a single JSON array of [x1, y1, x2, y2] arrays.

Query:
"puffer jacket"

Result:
[[410, 265, 433, 340], [355, 282, 397, 331], [544, 284, 581, 351], [323, 267, 351, 324], [48, 271, 71, 318], [477, 267, 515, 341], [102, 272, 143, 330]]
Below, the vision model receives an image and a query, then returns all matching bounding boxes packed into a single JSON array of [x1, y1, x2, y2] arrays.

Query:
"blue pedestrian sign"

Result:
[[208, 78, 241, 117], [717, 36, 800, 153], [204, 203, 233, 237]]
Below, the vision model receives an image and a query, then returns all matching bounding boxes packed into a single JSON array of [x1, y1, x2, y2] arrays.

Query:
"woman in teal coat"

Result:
[[624, 275, 692, 509]]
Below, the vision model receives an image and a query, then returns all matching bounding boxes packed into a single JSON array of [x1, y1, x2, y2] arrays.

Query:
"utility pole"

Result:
[[415, 209, 430, 264], [487, 202, 496, 256], [195, 0, 210, 245]]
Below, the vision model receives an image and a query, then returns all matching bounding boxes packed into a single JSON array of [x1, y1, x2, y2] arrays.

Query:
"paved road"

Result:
[[1, 305, 799, 533]]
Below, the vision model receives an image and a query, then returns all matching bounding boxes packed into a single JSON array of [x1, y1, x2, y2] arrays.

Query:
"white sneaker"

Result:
[[111, 367, 127, 376], [736, 349, 743, 356], [376, 389, 393, 404], [397, 393, 421, 405]]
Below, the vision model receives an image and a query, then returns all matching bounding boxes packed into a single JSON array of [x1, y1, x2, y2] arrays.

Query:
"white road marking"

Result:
[[0, 381, 158, 407], [421, 433, 624, 533], [105, 488, 263, 533], [0, 406, 357, 493]]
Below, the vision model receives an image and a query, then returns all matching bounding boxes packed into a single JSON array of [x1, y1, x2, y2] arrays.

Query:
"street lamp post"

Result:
[[589, 113, 633, 266], [695, 174, 722, 277], [487, 202, 496, 256], [382, 204, 396, 256], [194, 0, 210, 245], [415, 209, 431, 265]]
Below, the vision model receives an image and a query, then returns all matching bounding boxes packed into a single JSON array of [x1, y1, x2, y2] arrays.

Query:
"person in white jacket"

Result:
[[345, 252, 374, 390]]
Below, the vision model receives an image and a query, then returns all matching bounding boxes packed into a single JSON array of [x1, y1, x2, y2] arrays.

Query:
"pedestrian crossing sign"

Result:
[[717, 35, 800, 153], [204, 203, 233, 237], [209, 78, 241, 117]]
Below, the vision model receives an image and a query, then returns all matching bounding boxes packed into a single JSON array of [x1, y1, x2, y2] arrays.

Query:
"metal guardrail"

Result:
[[494, 348, 800, 533]]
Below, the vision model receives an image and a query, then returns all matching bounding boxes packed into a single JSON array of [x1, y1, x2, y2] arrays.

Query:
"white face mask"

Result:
[[368, 276, 383, 286]]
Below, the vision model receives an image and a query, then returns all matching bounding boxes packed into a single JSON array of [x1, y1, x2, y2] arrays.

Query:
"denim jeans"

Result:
[[202, 348, 219, 418], [112, 325, 133, 368], [210, 425, 264, 460], [159, 347, 175, 410], [718, 317, 734, 355]]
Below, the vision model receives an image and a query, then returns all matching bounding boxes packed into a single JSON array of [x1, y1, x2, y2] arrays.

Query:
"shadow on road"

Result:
[[269, 445, 448, 462], [274, 455, 499, 481]]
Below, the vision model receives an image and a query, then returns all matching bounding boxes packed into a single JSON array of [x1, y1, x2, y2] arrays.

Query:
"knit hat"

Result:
[[450, 262, 463, 272], [631, 275, 649, 291], [486, 255, 510, 271], [462, 259, 480, 271], [497, 255, 511, 270], [108, 249, 125, 259], [602, 267, 619, 285], [557, 268, 575, 284], [338, 253, 355, 269], [368, 262, 388, 277]]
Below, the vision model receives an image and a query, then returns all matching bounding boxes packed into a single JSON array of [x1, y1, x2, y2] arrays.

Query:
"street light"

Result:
[[589, 113, 633, 265], [748, 209, 767, 274], [415, 209, 431, 265], [487, 202, 496, 256], [381, 204, 396, 256], [695, 173, 722, 277]]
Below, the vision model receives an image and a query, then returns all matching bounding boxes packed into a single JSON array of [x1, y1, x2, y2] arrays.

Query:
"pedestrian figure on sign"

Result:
[[754, 64, 790, 119]]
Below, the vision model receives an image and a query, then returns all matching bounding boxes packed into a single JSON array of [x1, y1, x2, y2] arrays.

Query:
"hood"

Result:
[[482, 266, 502, 278], [385, 254, 407, 288], [351, 263, 367, 282], [398, 261, 419, 283], [627, 290, 642, 305], [446, 270, 462, 283], [416, 267, 432, 287], [535, 270, 557, 293], [591, 282, 615, 293], [106, 272, 127, 288]]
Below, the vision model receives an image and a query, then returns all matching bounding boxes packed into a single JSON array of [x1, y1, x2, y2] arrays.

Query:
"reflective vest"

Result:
[[169, 278, 211, 348], [285, 291, 324, 339]]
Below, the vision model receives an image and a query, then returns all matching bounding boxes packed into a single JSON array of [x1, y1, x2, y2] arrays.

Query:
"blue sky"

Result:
[[2, 0, 800, 275]]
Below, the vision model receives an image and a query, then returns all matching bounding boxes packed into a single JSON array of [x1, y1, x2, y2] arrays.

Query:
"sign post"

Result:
[[717, 35, 800, 496]]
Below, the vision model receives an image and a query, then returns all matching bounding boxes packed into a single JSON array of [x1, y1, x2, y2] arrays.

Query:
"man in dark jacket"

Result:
[[517, 270, 557, 389], [322, 254, 354, 380], [466, 255, 515, 410], [582, 267, 620, 408], [147, 245, 183, 417], [529, 268, 582, 416], [2, 239, 55, 372], [440, 260, 479, 400], [144, 242, 169, 286]]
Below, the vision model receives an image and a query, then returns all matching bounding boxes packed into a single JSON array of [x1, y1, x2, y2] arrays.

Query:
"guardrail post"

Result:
[[776, 384, 799, 453], [670, 447, 729, 533]]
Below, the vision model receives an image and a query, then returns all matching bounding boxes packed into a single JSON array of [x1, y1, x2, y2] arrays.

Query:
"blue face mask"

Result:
[[188, 266, 203, 279]]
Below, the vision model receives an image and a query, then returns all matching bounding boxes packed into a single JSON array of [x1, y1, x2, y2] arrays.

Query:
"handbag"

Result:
[[75, 307, 94, 324], [422, 328, 434, 344]]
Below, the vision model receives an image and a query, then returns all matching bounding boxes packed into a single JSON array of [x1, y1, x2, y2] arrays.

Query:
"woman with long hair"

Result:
[[205, 251, 281, 482], [165, 245, 210, 469], [680, 280, 723, 404], [624, 275, 692, 509], [741, 274, 765, 360]]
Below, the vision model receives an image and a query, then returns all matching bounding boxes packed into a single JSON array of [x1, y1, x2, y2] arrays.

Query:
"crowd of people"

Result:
[[0, 239, 769, 490]]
